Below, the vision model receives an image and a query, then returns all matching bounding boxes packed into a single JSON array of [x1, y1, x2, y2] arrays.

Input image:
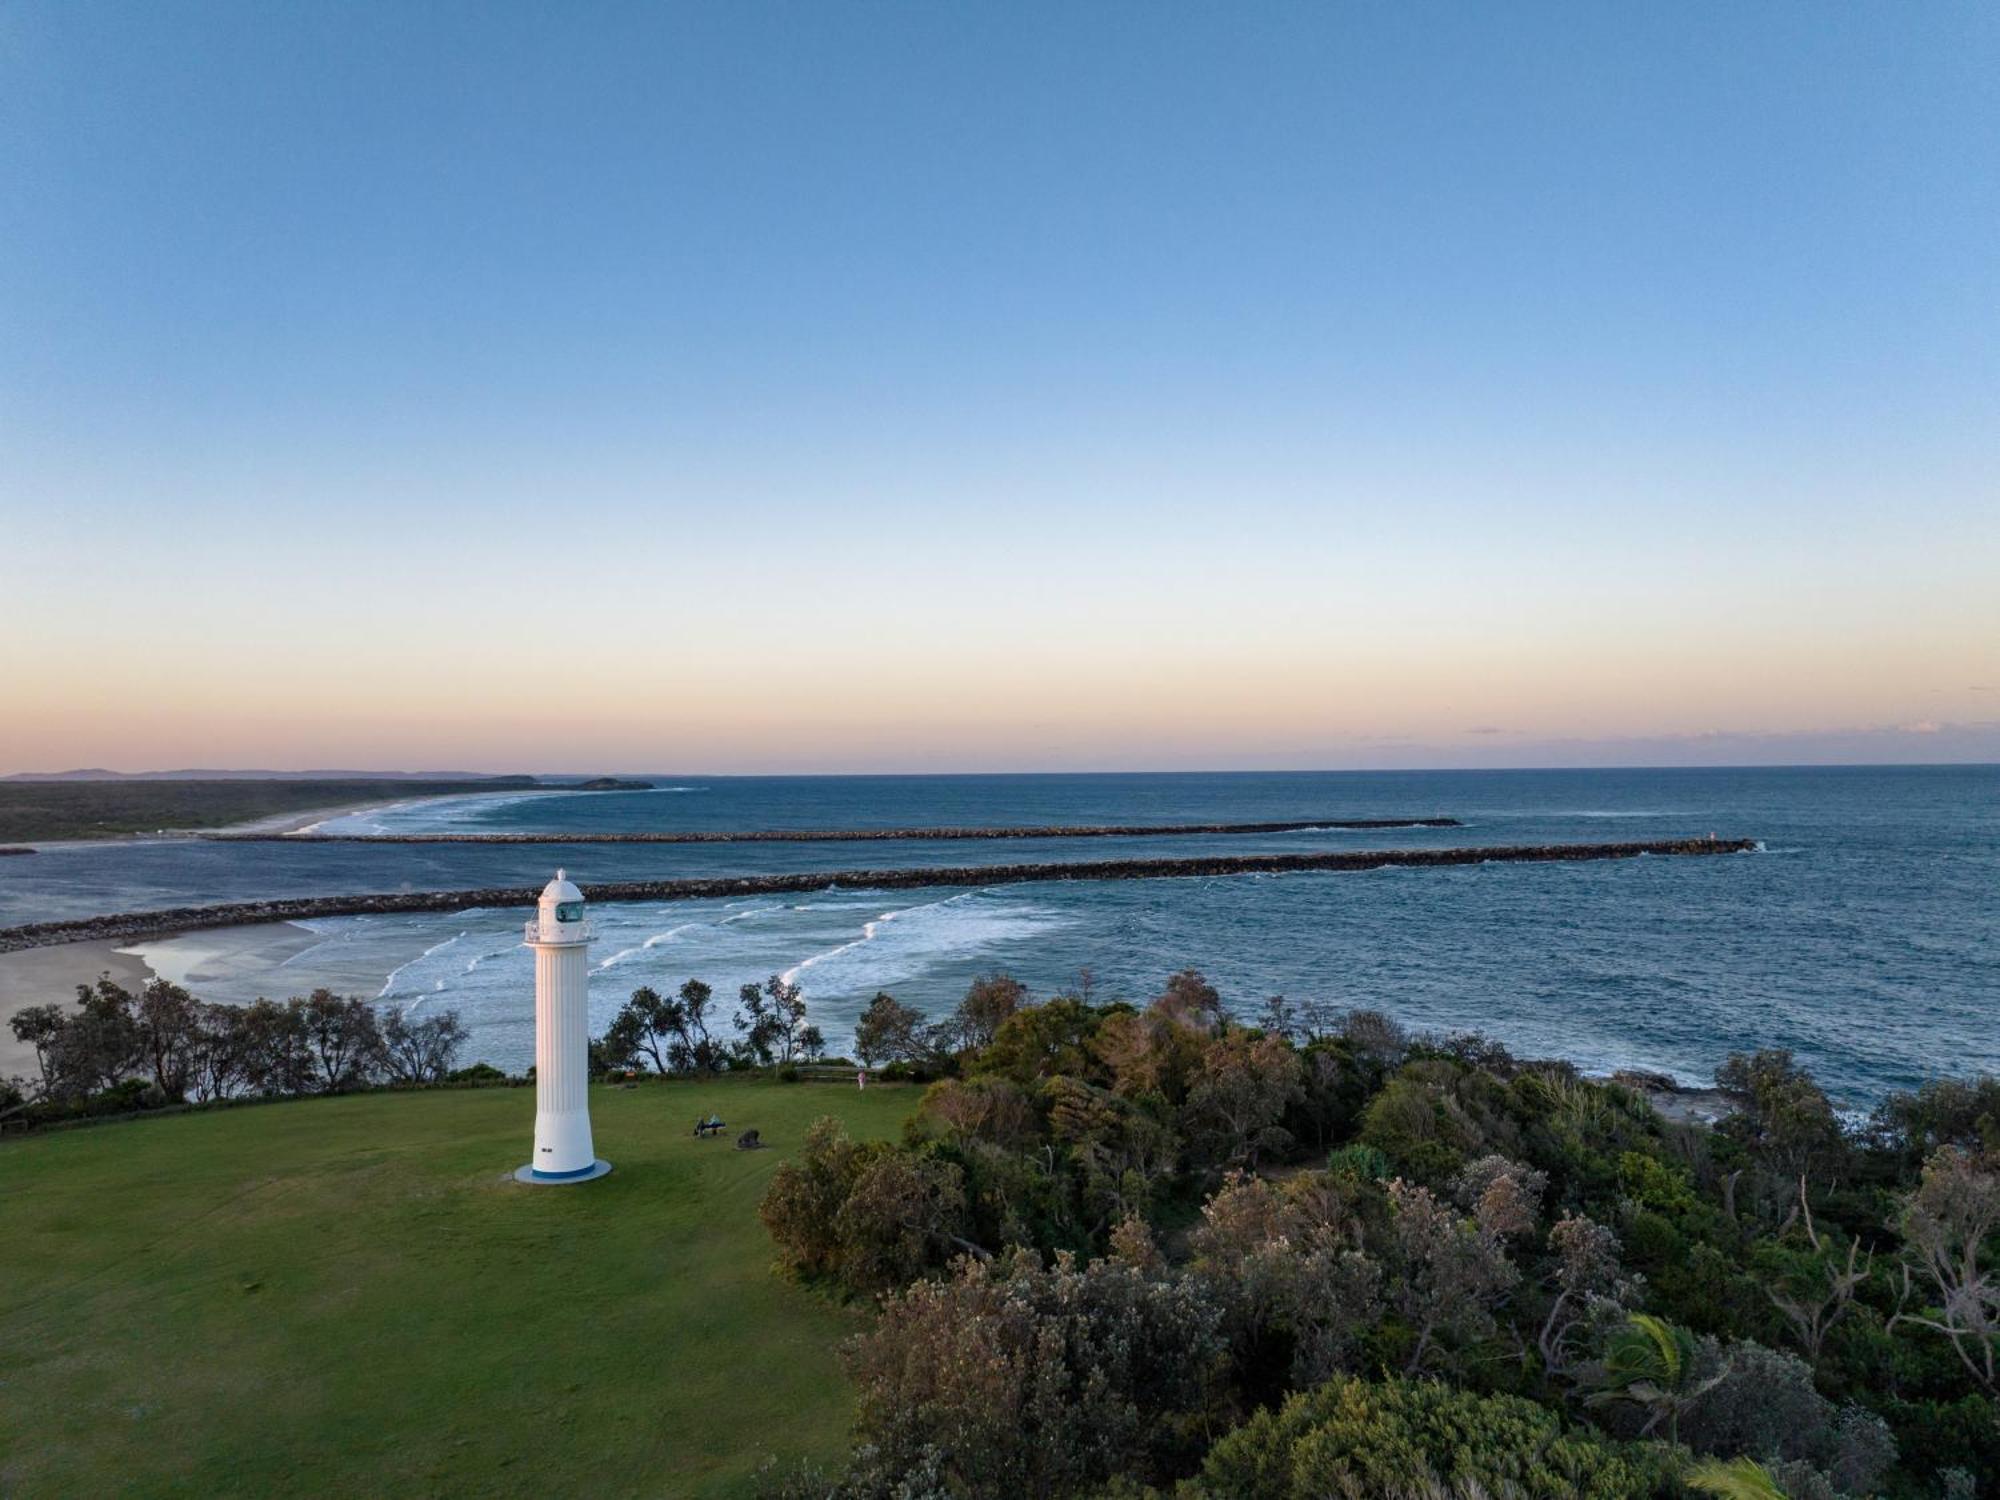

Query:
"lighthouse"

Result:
[[515, 870, 612, 1184]]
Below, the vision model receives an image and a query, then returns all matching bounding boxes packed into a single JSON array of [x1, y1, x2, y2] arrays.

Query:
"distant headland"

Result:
[[0, 775, 653, 844]]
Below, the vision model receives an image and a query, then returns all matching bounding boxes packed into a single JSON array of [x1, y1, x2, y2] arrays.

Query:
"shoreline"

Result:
[[0, 924, 1745, 1130], [208, 797, 418, 837], [0, 919, 452, 1080], [0, 940, 158, 1079]]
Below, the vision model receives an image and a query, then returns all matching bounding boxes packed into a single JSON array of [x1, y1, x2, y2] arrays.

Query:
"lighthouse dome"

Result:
[[527, 869, 590, 942]]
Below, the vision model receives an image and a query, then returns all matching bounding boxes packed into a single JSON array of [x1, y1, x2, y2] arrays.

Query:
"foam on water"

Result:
[[310, 784, 712, 837], [251, 886, 1070, 1069]]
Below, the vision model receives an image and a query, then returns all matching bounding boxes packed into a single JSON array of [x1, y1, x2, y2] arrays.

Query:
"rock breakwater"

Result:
[[0, 838, 1756, 955], [212, 816, 1464, 845]]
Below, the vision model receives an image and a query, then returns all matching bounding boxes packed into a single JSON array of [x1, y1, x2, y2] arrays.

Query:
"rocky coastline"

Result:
[[1602, 1067, 1739, 1125], [0, 837, 1755, 955], [209, 815, 1464, 845]]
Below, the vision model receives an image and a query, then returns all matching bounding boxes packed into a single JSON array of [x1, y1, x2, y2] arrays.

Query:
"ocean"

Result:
[[5, 767, 1994, 1107]]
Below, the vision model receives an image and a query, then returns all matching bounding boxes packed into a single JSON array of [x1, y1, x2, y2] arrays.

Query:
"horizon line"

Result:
[[7, 759, 1997, 782]]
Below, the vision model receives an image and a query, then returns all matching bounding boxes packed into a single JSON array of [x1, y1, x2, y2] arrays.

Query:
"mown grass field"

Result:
[[0, 1079, 915, 1499]]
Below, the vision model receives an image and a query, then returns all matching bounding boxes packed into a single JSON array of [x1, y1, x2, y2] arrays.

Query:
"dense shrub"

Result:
[[750, 978, 2000, 1499], [1189, 1377, 1679, 1500], [759, 1116, 972, 1294], [1681, 1339, 1895, 1493], [842, 1249, 1228, 1496]]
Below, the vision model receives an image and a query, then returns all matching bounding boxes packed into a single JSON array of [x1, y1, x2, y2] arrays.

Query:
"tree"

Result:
[[1292, 1042, 1372, 1149], [853, 992, 926, 1070], [1043, 1074, 1181, 1230], [954, 973, 1027, 1050], [1190, 1171, 1383, 1390], [1187, 1030, 1304, 1169], [1094, 1005, 1209, 1103], [1154, 968, 1224, 1031], [1450, 1153, 1547, 1240], [7, 1003, 69, 1098], [378, 1007, 469, 1084], [185, 1002, 252, 1103], [1764, 1236, 1869, 1363], [766, 974, 810, 1062], [238, 998, 310, 1095], [605, 986, 676, 1074], [761, 1116, 862, 1280], [1871, 1074, 2000, 1162], [1386, 1178, 1519, 1374], [298, 990, 384, 1092], [1538, 1213, 1639, 1377], [133, 979, 202, 1100], [1340, 1008, 1408, 1069], [1891, 1145, 2000, 1392], [1714, 1049, 1848, 1198], [1359, 1073, 1487, 1182], [56, 977, 144, 1096], [732, 982, 783, 1067], [758, 1116, 973, 1294], [1584, 1313, 1726, 1442], [598, 1004, 646, 1074], [918, 1076, 1037, 1150], [668, 979, 725, 1072], [974, 997, 1103, 1085], [1256, 993, 1301, 1042], [833, 1151, 971, 1294], [732, 975, 808, 1067]]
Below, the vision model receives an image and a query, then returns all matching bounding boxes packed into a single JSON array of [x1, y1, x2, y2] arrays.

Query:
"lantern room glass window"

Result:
[[554, 901, 584, 923]]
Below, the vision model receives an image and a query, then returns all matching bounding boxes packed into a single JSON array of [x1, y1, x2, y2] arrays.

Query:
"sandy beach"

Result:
[[121, 920, 424, 1005], [204, 796, 416, 837], [0, 940, 156, 1080], [0, 920, 439, 1082]]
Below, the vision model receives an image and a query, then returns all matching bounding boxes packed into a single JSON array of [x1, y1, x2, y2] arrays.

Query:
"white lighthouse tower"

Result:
[[515, 870, 612, 1184]]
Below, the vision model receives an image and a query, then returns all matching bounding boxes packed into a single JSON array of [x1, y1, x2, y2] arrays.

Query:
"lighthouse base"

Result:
[[513, 1159, 614, 1185]]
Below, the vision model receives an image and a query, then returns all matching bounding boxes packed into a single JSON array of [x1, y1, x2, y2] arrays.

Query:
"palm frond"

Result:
[[1687, 1456, 1787, 1500]]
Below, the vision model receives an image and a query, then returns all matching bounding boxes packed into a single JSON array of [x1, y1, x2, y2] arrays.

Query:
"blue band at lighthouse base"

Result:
[[513, 1159, 613, 1185]]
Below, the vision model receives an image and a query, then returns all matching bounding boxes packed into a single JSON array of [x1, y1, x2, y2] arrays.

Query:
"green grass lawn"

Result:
[[0, 1079, 914, 1499]]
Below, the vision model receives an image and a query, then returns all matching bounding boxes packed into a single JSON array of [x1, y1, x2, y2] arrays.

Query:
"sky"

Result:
[[2, 3, 1996, 775]]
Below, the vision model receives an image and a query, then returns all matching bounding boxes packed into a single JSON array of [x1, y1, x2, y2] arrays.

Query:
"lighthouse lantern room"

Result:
[[515, 870, 612, 1184]]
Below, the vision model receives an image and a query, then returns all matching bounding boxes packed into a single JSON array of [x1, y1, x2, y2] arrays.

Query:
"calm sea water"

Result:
[[7, 768, 1995, 1106]]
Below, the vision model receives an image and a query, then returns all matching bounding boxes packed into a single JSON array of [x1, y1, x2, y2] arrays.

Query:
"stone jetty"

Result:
[[211, 816, 1463, 845], [0, 837, 1756, 954]]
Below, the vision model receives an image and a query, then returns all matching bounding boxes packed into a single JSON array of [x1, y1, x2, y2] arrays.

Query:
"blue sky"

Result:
[[2, 3, 1995, 772]]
